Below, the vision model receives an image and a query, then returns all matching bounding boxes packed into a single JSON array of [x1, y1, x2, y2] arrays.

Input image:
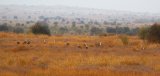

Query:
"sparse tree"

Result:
[[90, 27, 103, 35], [14, 16, 18, 19], [59, 27, 68, 34], [0, 23, 9, 32], [54, 22, 58, 26], [72, 21, 76, 28], [13, 27, 24, 33], [106, 27, 116, 34]]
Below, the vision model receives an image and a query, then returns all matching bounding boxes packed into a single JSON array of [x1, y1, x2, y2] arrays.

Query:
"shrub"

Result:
[[0, 23, 9, 32], [147, 23, 160, 43], [106, 27, 116, 34], [13, 27, 24, 33], [138, 23, 160, 43], [90, 27, 103, 35], [31, 21, 51, 36], [59, 27, 68, 34], [138, 27, 150, 40]]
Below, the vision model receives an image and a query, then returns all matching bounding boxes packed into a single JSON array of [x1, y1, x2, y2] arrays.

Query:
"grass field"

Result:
[[0, 32, 160, 76]]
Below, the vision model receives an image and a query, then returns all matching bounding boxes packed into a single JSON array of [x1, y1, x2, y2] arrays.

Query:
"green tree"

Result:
[[59, 27, 68, 34], [31, 21, 51, 36], [147, 23, 160, 43], [72, 21, 76, 28], [90, 27, 103, 35], [0, 23, 9, 32], [13, 27, 24, 33]]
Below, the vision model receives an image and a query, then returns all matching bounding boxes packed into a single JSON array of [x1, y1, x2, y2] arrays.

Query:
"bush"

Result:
[[31, 21, 51, 36], [138, 27, 150, 40], [106, 27, 116, 34], [138, 23, 160, 43], [13, 27, 24, 33], [59, 27, 68, 34], [90, 27, 103, 35], [0, 23, 9, 32], [147, 23, 160, 43]]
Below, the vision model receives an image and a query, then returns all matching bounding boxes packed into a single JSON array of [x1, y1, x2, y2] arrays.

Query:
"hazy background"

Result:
[[0, 0, 160, 13]]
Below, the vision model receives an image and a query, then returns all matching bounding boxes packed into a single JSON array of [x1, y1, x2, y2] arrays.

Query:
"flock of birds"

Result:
[[16, 39, 102, 49]]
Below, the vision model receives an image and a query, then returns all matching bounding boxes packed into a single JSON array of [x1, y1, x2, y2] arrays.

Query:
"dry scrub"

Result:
[[0, 32, 159, 76]]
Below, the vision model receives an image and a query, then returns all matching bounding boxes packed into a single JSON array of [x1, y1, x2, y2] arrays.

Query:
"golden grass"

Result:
[[0, 32, 159, 76]]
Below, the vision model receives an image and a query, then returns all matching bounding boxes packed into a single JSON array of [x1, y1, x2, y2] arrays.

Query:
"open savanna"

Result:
[[0, 32, 160, 76]]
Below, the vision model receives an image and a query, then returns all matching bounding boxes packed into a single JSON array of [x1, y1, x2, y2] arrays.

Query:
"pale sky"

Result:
[[0, 0, 160, 13]]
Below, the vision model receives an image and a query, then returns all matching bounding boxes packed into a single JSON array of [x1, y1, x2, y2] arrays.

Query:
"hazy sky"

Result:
[[0, 0, 160, 13]]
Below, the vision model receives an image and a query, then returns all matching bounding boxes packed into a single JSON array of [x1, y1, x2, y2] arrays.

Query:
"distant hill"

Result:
[[0, 5, 160, 27]]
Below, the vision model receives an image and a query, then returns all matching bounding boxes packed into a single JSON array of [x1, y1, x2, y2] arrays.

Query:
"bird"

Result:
[[66, 42, 70, 46], [17, 41, 20, 44], [84, 43, 88, 49]]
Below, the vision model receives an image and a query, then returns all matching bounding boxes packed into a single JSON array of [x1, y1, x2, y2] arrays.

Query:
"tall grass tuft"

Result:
[[119, 35, 129, 45]]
